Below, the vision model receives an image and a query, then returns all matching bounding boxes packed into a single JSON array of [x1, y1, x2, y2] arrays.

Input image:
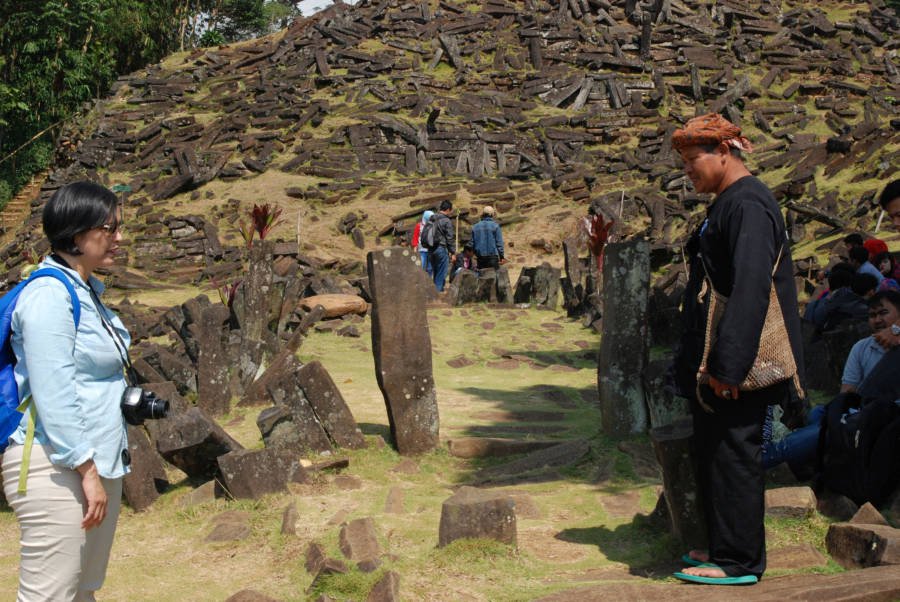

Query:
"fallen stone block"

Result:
[[154, 407, 243, 480], [447, 437, 566, 458], [472, 439, 590, 486], [366, 571, 400, 602], [217, 448, 309, 499], [339, 517, 382, 570], [766, 486, 817, 518], [298, 360, 366, 449], [307, 558, 349, 594], [260, 362, 334, 454], [224, 591, 282, 602], [851, 502, 890, 526], [438, 486, 517, 548], [299, 293, 368, 318], [826, 522, 900, 568], [122, 425, 169, 511]]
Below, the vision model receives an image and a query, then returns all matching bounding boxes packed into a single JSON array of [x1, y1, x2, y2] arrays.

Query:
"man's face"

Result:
[[886, 196, 900, 232], [868, 299, 900, 331], [678, 145, 726, 194]]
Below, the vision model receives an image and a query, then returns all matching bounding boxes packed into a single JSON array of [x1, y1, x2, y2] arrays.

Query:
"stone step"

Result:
[[536, 564, 900, 601]]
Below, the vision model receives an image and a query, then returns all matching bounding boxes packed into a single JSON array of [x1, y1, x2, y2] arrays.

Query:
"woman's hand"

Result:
[[76, 460, 107, 530]]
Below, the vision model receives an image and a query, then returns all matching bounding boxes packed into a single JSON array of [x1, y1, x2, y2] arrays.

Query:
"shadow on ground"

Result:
[[556, 518, 680, 579]]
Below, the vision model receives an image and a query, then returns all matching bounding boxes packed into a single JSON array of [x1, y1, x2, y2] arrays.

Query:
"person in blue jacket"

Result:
[[1, 181, 131, 601], [471, 205, 506, 270]]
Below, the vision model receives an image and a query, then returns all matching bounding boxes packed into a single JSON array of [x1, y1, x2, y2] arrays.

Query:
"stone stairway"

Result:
[[0, 171, 45, 246]]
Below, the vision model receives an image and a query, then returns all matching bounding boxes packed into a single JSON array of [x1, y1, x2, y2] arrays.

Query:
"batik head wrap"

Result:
[[671, 113, 754, 153]]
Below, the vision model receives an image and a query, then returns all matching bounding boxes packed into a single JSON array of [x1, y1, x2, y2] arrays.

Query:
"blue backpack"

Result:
[[0, 268, 81, 455]]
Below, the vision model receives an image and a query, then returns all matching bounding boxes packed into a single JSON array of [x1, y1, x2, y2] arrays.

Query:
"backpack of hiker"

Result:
[[421, 214, 439, 251], [816, 350, 900, 507], [0, 268, 81, 454]]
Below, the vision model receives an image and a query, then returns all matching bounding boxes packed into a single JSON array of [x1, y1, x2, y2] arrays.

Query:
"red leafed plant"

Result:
[[240, 203, 284, 248], [212, 278, 242, 308], [587, 213, 615, 271]]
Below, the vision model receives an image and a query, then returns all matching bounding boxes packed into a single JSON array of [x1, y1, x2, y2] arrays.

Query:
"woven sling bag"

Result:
[[695, 246, 804, 410]]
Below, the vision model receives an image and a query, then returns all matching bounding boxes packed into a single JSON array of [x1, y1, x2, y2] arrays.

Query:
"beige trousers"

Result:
[[2, 444, 122, 602]]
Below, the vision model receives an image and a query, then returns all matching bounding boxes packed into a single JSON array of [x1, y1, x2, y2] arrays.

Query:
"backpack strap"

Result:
[[16, 398, 35, 495], [27, 267, 81, 327], [13, 267, 81, 494]]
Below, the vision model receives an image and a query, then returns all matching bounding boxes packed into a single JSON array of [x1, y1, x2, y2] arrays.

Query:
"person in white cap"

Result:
[[471, 205, 505, 270]]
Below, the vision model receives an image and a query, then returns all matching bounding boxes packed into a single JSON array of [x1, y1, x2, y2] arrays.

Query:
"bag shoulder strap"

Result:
[[26, 267, 81, 328]]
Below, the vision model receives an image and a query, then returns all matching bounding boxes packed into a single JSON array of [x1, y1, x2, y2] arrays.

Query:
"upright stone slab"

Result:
[[448, 270, 478, 305], [298, 361, 366, 449], [598, 240, 650, 437], [190, 303, 232, 416], [650, 419, 706, 550], [367, 247, 439, 455], [495, 265, 513, 304], [513, 263, 560, 308], [643, 358, 689, 428]]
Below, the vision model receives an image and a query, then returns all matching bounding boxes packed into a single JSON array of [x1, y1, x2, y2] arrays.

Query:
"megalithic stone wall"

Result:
[[597, 240, 650, 437], [366, 247, 439, 455]]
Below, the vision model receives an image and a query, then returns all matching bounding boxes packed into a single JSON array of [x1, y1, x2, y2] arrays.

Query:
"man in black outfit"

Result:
[[670, 113, 804, 585]]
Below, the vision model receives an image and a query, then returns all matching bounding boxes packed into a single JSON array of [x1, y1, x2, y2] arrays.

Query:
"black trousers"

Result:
[[691, 381, 787, 579], [477, 255, 499, 270]]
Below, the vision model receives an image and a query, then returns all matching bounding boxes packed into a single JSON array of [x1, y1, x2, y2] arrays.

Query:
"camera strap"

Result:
[[87, 284, 139, 387]]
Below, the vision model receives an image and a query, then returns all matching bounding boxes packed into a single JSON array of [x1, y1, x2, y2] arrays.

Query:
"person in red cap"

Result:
[[669, 113, 805, 586]]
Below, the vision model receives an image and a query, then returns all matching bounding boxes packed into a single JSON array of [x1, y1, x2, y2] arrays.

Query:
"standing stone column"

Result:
[[597, 240, 650, 437], [367, 247, 439, 455], [235, 239, 276, 387], [191, 303, 232, 416]]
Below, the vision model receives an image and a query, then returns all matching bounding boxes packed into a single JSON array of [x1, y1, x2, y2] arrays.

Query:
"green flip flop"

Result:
[[673, 569, 759, 586]]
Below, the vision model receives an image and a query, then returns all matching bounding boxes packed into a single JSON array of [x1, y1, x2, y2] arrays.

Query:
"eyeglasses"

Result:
[[96, 223, 120, 235]]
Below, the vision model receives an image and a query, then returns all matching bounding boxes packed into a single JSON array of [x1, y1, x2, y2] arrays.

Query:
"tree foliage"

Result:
[[0, 0, 303, 206]]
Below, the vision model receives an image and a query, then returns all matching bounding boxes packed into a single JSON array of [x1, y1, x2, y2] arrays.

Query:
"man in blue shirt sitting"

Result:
[[764, 289, 900, 472]]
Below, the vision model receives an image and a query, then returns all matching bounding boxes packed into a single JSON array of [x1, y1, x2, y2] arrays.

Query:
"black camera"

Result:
[[121, 387, 170, 425]]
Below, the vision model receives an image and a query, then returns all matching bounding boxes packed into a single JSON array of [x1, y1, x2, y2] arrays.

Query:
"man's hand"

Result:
[[708, 373, 739, 400], [873, 324, 900, 350], [77, 460, 107, 530], [499, 258, 508, 265]]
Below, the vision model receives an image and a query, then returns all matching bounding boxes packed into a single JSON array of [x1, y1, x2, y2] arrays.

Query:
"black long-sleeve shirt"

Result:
[[433, 212, 456, 255], [674, 175, 804, 395]]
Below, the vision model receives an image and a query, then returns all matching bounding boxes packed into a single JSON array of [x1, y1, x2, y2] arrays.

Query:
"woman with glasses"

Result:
[[1, 181, 130, 601]]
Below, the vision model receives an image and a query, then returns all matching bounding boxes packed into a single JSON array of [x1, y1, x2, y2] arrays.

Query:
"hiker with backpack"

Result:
[[426, 199, 457, 292], [669, 114, 805, 586], [412, 210, 434, 276], [1, 181, 132, 601]]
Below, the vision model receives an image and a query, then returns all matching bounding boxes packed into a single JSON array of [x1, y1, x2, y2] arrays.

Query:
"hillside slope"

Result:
[[1, 0, 898, 294]]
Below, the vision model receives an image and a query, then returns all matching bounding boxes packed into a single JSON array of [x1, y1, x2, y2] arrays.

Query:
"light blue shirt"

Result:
[[8, 257, 130, 478], [841, 335, 886, 388], [858, 261, 884, 284]]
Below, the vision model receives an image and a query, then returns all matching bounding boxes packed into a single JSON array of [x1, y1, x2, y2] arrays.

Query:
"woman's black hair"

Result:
[[873, 251, 895, 275], [43, 181, 119, 255]]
